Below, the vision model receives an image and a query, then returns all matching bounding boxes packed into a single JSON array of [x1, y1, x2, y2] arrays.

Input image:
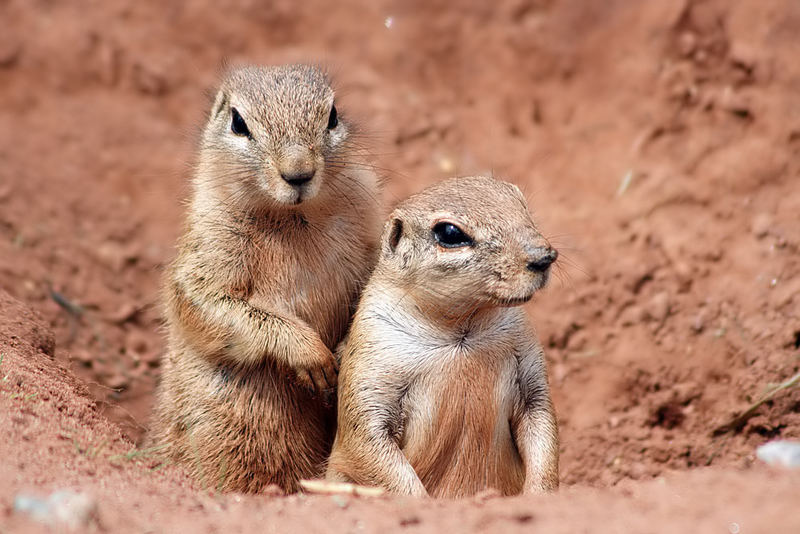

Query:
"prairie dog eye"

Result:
[[327, 104, 338, 130], [230, 107, 250, 137], [432, 222, 473, 248]]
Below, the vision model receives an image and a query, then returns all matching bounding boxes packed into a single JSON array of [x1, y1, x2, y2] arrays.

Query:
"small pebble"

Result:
[[751, 213, 772, 239], [14, 490, 98, 530], [690, 310, 706, 333], [436, 154, 456, 173], [756, 440, 800, 468], [677, 31, 697, 57], [729, 41, 758, 70], [618, 305, 645, 327], [646, 292, 671, 324], [331, 495, 349, 509]]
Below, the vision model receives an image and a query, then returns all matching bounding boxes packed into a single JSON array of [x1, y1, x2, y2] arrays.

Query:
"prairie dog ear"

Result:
[[383, 217, 403, 255], [211, 89, 229, 118], [509, 183, 530, 206]]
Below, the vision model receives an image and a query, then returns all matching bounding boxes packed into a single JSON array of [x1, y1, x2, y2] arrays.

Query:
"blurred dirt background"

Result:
[[0, 0, 799, 532]]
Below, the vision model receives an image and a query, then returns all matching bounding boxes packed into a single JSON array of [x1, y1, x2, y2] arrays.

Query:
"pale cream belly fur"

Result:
[[398, 351, 525, 497]]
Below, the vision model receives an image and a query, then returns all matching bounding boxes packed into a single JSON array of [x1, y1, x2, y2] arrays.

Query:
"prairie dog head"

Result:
[[198, 64, 350, 209], [378, 176, 556, 314]]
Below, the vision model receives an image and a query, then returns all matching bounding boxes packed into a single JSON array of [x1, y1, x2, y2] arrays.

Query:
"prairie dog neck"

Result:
[[359, 282, 522, 357]]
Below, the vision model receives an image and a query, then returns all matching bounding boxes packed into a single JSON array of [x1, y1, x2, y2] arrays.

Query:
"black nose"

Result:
[[281, 170, 315, 187], [527, 248, 558, 272]]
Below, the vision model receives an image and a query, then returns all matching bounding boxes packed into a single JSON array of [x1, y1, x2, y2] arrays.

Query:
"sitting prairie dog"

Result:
[[326, 176, 559, 498], [150, 65, 382, 493]]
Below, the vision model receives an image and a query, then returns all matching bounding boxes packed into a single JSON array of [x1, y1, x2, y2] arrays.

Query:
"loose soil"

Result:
[[0, 0, 798, 532]]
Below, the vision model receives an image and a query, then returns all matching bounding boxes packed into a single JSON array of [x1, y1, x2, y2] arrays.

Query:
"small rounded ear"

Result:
[[384, 217, 403, 254], [509, 182, 530, 210], [211, 90, 229, 118]]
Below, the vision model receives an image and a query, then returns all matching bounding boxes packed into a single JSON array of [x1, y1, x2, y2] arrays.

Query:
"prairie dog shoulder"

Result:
[[328, 175, 558, 498], [151, 64, 382, 493]]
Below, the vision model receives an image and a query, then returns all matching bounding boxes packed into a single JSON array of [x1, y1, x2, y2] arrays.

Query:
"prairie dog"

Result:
[[327, 176, 559, 498], [150, 65, 382, 493]]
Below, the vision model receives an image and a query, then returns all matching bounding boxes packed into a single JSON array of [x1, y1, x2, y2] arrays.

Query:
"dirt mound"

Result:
[[0, 0, 798, 531], [0, 290, 186, 530], [2, 289, 799, 532]]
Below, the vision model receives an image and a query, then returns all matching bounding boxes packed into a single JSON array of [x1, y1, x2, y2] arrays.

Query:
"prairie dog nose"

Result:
[[280, 145, 316, 187], [281, 169, 315, 186], [527, 247, 558, 272]]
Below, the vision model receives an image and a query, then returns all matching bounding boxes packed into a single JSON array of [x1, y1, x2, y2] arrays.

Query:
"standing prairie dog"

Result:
[[327, 176, 559, 498], [150, 65, 382, 493]]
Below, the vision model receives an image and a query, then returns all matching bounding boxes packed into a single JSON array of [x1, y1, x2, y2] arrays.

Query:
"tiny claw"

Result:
[[311, 368, 329, 394], [295, 369, 313, 391], [322, 364, 337, 389]]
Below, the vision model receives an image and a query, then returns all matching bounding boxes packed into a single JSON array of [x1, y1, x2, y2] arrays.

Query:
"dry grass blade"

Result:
[[48, 286, 84, 318], [712, 370, 800, 436]]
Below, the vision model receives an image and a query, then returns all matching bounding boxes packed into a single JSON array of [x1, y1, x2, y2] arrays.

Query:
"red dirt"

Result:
[[1, 0, 799, 531]]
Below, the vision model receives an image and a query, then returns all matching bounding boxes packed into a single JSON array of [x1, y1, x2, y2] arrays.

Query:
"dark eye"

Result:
[[432, 222, 473, 248], [231, 107, 250, 137], [327, 104, 338, 130]]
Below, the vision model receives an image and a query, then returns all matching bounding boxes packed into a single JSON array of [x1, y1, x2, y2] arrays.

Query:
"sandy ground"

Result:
[[0, 0, 798, 532]]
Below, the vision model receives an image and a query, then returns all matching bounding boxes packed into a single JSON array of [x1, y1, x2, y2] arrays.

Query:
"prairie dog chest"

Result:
[[399, 346, 520, 445], [251, 215, 368, 333], [370, 313, 523, 450]]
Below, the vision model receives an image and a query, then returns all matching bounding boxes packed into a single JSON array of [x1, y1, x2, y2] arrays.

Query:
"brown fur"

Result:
[[150, 65, 382, 493], [327, 176, 559, 497]]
